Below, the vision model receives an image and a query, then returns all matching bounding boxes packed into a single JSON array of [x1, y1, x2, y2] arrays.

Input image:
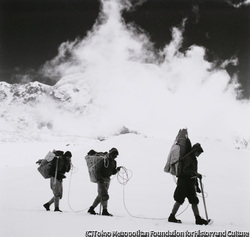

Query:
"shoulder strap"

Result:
[[172, 149, 196, 165]]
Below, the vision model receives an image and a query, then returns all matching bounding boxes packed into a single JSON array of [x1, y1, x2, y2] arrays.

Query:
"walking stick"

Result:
[[54, 157, 59, 186], [199, 178, 209, 221], [99, 204, 102, 215]]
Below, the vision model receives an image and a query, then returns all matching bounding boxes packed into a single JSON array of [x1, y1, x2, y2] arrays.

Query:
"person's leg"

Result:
[[54, 197, 61, 212], [43, 178, 58, 211], [51, 178, 63, 212], [168, 178, 187, 223], [168, 202, 182, 223], [88, 179, 112, 216], [191, 204, 199, 216], [101, 180, 112, 216], [191, 204, 208, 225], [171, 202, 181, 215], [91, 196, 101, 208], [88, 182, 102, 215], [188, 184, 208, 225], [43, 197, 54, 211]]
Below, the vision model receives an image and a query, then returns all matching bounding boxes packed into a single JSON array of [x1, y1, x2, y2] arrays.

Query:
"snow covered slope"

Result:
[[0, 134, 249, 237]]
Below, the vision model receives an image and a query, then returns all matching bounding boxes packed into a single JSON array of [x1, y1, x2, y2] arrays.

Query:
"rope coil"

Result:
[[116, 166, 133, 185]]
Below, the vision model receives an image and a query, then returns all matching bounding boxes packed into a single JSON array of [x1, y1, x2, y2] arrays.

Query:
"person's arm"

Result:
[[112, 160, 121, 175], [65, 158, 71, 172]]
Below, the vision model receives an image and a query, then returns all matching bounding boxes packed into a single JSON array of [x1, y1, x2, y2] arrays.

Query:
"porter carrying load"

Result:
[[85, 150, 109, 183], [36, 150, 64, 179]]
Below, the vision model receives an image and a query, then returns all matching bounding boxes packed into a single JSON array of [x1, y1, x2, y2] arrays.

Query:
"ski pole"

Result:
[[54, 156, 59, 186], [199, 178, 209, 221]]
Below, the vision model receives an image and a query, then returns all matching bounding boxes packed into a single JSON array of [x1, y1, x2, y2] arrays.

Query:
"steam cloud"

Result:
[[2, 0, 250, 142]]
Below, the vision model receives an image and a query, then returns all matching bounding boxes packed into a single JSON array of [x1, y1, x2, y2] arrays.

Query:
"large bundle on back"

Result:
[[85, 150, 108, 183], [164, 129, 191, 176], [37, 150, 64, 179]]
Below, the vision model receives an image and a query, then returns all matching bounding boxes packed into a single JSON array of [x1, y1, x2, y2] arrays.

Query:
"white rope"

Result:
[[116, 166, 133, 185], [117, 167, 207, 220], [117, 166, 168, 220], [67, 165, 88, 213]]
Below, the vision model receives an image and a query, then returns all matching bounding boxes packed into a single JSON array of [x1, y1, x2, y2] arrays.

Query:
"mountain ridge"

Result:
[[0, 80, 92, 112]]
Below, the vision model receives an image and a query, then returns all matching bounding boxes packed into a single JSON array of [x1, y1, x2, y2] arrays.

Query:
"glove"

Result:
[[117, 166, 122, 172], [196, 173, 202, 179], [57, 174, 66, 180]]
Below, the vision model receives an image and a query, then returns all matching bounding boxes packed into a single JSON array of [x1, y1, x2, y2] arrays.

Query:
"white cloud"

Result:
[[3, 0, 250, 141]]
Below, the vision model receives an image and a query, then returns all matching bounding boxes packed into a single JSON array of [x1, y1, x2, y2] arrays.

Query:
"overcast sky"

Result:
[[0, 0, 249, 97]]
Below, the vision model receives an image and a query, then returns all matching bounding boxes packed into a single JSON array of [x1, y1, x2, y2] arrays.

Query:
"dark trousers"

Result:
[[174, 177, 199, 205]]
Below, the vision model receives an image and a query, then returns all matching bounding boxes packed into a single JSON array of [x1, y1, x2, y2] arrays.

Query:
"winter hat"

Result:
[[88, 150, 96, 155], [192, 143, 204, 153], [109, 148, 119, 157], [64, 151, 72, 158]]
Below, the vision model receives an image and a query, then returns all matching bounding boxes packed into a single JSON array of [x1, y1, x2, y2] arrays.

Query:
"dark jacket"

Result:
[[50, 155, 71, 180], [96, 157, 117, 181], [178, 152, 198, 179]]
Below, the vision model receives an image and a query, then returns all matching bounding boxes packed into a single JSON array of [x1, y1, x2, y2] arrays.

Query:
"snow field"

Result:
[[0, 134, 249, 237]]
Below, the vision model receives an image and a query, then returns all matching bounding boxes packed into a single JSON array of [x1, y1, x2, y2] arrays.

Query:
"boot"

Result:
[[43, 203, 50, 211], [88, 206, 97, 215], [195, 215, 208, 225], [168, 213, 182, 223], [54, 207, 62, 212], [102, 209, 113, 216]]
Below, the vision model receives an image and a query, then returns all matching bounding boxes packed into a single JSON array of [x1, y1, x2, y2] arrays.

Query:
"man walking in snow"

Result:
[[168, 143, 209, 225], [88, 148, 120, 216], [42, 150, 72, 212]]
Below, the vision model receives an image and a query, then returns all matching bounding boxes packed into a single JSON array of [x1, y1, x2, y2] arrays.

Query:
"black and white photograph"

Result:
[[0, 0, 249, 236]]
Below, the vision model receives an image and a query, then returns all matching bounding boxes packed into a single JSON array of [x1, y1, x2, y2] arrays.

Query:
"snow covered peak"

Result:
[[0, 80, 91, 110], [0, 81, 51, 104], [51, 74, 92, 109]]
